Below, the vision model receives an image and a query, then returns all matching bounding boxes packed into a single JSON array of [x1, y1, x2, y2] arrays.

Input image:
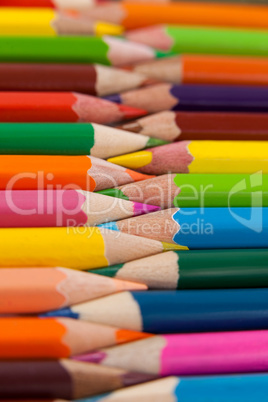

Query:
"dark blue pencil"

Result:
[[41, 288, 268, 334]]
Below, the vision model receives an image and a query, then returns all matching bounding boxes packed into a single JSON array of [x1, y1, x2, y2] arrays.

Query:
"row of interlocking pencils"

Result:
[[2, 0, 268, 401]]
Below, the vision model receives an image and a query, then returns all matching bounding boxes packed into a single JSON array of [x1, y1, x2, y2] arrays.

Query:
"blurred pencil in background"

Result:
[[0, 7, 123, 36], [118, 111, 268, 141], [0, 63, 156, 95]]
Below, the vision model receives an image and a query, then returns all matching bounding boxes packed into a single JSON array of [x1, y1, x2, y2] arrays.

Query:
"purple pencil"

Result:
[[105, 83, 268, 113]]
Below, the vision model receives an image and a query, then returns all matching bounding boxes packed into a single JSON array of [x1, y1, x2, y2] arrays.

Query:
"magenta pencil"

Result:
[[75, 330, 268, 376], [0, 190, 159, 227]]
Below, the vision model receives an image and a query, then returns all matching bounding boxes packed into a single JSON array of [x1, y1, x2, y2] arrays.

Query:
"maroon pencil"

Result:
[[0, 63, 155, 96], [118, 110, 268, 141]]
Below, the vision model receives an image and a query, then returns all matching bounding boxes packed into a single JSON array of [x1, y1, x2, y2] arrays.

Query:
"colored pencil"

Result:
[[98, 173, 268, 208], [100, 207, 268, 248], [42, 288, 268, 333], [0, 359, 156, 399], [0, 155, 154, 192], [0, 227, 183, 269], [1, 0, 266, 7], [0, 123, 165, 157], [98, 174, 179, 208], [0, 190, 159, 228], [0, 63, 155, 96], [87, 2, 268, 30], [0, 8, 123, 36], [0, 317, 151, 358], [0, 0, 101, 10], [105, 83, 268, 113], [69, 374, 268, 402], [124, 25, 268, 56], [118, 111, 268, 141], [0, 92, 146, 124], [0, 267, 147, 313], [108, 141, 268, 174], [0, 36, 170, 66], [126, 55, 268, 86], [75, 330, 268, 375], [91, 249, 268, 289]]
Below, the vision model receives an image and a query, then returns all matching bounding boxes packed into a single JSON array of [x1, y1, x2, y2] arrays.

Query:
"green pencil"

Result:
[[0, 123, 165, 157], [0, 36, 170, 66], [98, 173, 268, 208], [126, 25, 268, 56], [90, 249, 268, 289]]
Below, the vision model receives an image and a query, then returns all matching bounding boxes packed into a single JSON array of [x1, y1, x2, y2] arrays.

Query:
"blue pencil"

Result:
[[99, 207, 268, 249], [41, 288, 268, 333], [76, 374, 268, 402]]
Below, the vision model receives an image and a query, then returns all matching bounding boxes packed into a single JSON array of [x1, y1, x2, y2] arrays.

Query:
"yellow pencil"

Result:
[[0, 227, 183, 270], [0, 8, 123, 36], [108, 140, 268, 175]]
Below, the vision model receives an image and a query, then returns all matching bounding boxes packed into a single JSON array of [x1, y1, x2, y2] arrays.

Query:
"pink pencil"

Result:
[[75, 330, 268, 376], [0, 190, 159, 227]]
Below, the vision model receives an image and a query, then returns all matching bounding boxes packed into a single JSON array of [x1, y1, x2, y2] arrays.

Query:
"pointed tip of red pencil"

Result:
[[119, 104, 148, 120]]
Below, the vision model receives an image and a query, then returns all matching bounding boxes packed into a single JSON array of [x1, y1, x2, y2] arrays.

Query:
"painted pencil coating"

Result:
[[100, 207, 268, 249], [0, 123, 165, 157], [69, 374, 268, 402], [128, 55, 268, 86], [91, 249, 268, 289], [0, 359, 155, 399], [0, 8, 123, 36], [0, 267, 147, 313], [124, 25, 268, 57], [99, 173, 268, 208], [0, 36, 162, 66], [0, 0, 98, 10], [88, 2, 268, 30], [0, 317, 150, 358], [0, 92, 147, 124], [0, 155, 153, 192], [0, 227, 180, 269], [0, 63, 153, 96], [79, 330, 268, 376], [108, 141, 268, 174], [118, 111, 268, 141], [105, 83, 268, 113], [0, 189, 159, 227], [45, 289, 268, 333]]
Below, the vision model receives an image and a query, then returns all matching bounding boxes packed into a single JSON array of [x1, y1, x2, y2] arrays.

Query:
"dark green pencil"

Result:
[[91, 249, 268, 289]]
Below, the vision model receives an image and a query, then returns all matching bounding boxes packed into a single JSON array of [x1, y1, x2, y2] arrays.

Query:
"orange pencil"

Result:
[[126, 55, 268, 86], [0, 267, 147, 314], [0, 155, 153, 191], [0, 317, 151, 359], [88, 2, 268, 30]]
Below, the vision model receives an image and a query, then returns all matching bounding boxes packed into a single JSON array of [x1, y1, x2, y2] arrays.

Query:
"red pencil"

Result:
[[0, 0, 100, 9], [0, 92, 147, 124]]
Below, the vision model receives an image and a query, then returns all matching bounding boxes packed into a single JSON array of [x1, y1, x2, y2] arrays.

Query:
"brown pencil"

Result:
[[0, 63, 155, 96], [0, 359, 156, 399], [118, 110, 268, 141]]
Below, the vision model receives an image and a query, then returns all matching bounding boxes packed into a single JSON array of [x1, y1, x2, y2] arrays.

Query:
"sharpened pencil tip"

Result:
[[133, 202, 161, 216], [162, 242, 189, 251], [119, 104, 148, 119], [116, 278, 148, 291]]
